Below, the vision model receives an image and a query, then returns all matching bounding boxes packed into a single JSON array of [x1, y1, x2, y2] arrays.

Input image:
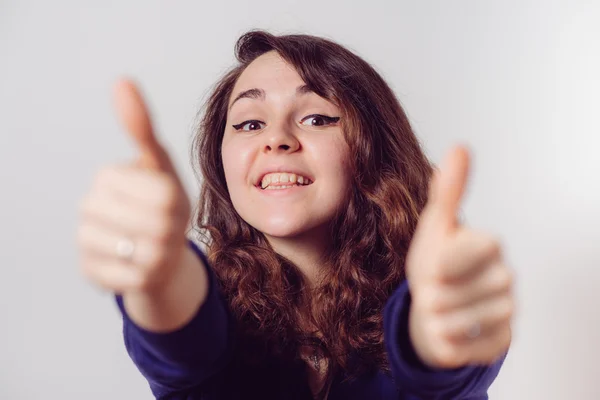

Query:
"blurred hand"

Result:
[[77, 80, 191, 294], [405, 146, 515, 369]]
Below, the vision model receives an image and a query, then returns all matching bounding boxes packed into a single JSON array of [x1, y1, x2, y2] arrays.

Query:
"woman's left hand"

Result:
[[405, 146, 515, 370]]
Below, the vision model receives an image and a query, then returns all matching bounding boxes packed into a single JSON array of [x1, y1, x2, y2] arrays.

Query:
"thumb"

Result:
[[427, 145, 471, 234], [113, 78, 174, 173]]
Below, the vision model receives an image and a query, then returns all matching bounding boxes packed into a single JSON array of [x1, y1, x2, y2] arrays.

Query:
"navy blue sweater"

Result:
[[115, 240, 505, 399]]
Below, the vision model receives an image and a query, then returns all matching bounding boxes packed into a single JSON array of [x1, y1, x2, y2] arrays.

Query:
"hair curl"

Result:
[[190, 30, 434, 398]]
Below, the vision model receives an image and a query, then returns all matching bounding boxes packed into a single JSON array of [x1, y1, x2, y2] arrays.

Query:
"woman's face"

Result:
[[221, 51, 352, 242]]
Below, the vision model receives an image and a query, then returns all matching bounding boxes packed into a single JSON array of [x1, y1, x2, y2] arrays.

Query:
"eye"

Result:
[[232, 120, 265, 131], [300, 114, 340, 127]]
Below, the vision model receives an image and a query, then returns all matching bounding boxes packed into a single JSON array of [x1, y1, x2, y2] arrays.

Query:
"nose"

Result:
[[262, 124, 300, 154]]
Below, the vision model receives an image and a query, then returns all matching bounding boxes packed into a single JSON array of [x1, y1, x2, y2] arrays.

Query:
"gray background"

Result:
[[2, 0, 599, 398]]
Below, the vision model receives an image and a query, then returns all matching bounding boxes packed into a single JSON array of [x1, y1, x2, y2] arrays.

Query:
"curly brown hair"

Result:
[[190, 30, 434, 396]]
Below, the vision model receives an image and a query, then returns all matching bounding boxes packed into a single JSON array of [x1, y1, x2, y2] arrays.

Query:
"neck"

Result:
[[265, 225, 331, 287]]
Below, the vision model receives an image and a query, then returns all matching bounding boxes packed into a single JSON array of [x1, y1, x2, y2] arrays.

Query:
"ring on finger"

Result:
[[115, 237, 136, 262], [466, 321, 482, 339]]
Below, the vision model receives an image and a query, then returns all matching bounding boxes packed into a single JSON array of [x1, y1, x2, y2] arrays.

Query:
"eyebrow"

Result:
[[228, 84, 314, 111]]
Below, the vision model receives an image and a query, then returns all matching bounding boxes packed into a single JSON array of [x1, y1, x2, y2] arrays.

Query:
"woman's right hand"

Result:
[[77, 79, 192, 296]]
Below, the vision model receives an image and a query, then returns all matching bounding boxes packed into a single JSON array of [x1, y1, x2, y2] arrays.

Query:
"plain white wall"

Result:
[[1, 0, 599, 398]]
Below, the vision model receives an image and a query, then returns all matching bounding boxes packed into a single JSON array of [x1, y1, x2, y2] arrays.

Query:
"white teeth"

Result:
[[264, 184, 295, 190], [260, 172, 311, 189], [260, 175, 271, 189]]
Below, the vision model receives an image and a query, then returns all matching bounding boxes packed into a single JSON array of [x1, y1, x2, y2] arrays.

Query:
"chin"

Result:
[[250, 216, 326, 240], [256, 222, 310, 239]]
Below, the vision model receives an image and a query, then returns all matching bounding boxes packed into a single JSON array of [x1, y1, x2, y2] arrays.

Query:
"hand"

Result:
[[77, 79, 191, 295], [405, 146, 514, 369]]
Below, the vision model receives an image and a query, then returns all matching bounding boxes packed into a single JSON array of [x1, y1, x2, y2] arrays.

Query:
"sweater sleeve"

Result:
[[114, 239, 235, 398], [383, 280, 506, 399]]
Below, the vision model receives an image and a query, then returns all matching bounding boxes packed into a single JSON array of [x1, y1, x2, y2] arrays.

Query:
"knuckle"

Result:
[[430, 264, 450, 283], [495, 267, 514, 291], [424, 287, 447, 313], [506, 267, 516, 287], [482, 237, 502, 260], [155, 177, 180, 211], [499, 297, 515, 320], [429, 318, 448, 340], [487, 329, 512, 362], [501, 326, 513, 349], [154, 218, 176, 241]]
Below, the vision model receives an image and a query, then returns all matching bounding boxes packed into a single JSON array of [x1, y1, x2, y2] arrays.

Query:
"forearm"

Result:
[[115, 240, 233, 396], [123, 242, 209, 333]]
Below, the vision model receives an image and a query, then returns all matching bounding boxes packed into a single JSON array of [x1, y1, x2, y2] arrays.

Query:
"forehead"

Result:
[[232, 51, 304, 93]]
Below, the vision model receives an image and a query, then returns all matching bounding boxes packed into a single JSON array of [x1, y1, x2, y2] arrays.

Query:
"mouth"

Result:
[[255, 172, 314, 190]]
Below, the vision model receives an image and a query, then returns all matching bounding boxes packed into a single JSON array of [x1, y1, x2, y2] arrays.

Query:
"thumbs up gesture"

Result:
[[77, 80, 191, 294], [405, 146, 514, 369]]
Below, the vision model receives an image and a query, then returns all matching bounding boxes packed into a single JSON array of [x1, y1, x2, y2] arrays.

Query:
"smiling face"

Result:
[[221, 51, 352, 244]]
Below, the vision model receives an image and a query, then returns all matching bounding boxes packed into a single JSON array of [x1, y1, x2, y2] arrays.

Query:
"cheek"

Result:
[[221, 141, 251, 186], [316, 142, 353, 205], [322, 140, 352, 181], [221, 141, 258, 217], [220, 149, 235, 191], [330, 164, 353, 201]]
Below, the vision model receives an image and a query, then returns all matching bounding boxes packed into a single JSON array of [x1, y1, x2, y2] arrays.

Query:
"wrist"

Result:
[[123, 242, 208, 333]]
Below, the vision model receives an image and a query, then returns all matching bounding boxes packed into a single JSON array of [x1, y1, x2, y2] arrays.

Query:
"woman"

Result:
[[78, 30, 514, 399]]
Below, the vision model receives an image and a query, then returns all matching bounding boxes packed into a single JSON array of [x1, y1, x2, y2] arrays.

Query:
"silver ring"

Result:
[[115, 237, 135, 262], [466, 322, 481, 339]]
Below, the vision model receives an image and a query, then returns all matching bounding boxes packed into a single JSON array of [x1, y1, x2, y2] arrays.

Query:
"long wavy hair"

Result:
[[191, 30, 434, 397]]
